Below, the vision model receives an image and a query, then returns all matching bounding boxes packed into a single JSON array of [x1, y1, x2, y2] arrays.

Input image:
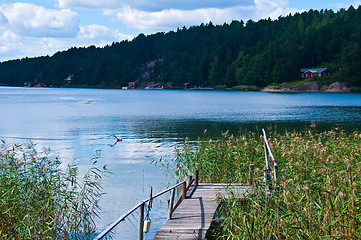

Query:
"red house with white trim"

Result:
[[128, 81, 137, 89], [300, 68, 332, 80]]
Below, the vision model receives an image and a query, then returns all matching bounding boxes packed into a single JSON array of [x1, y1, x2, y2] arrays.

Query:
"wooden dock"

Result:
[[154, 183, 252, 240]]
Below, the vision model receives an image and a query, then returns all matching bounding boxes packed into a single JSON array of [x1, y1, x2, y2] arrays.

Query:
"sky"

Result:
[[0, 0, 360, 62]]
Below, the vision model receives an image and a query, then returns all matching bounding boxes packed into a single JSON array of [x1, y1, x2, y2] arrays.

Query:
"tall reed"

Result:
[[175, 128, 361, 239], [0, 140, 106, 239]]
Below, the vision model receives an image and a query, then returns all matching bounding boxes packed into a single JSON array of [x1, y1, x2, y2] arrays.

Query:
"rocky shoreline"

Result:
[[261, 81, 350, 93]]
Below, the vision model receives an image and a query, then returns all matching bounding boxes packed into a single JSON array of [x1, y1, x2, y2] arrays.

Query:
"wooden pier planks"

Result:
[[154, 183, 252, 240]]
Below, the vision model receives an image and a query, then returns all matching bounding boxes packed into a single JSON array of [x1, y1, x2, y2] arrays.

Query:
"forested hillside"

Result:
[[0, 6, 361, 89]]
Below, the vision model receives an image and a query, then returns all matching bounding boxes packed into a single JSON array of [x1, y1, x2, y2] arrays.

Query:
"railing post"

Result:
[[138, 202, 144, 240], [168, 188, 175, 220], [182, 181, 186, 199], [194, 169, 199, 186], [187, 175, 193, 188], [249, 164, 255, 186]]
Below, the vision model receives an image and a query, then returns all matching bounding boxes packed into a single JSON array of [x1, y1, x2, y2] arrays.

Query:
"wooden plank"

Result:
[[154, 183, 251, 240], [154, 229, 208, 240]]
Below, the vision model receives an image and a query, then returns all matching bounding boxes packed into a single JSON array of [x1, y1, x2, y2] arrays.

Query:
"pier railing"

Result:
[[247, 129, 277, 189], [262, 129, 278, 189], [94, 170, 199, 240]]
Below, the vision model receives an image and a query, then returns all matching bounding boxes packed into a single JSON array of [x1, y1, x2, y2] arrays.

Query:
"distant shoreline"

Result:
[[1, 82, 360, 92]]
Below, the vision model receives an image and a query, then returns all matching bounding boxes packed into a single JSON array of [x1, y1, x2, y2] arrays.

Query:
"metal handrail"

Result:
[[94, 180, 186, 240], [262, 129, 278, 184]]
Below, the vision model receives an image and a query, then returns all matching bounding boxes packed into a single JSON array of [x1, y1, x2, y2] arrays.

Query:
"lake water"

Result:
[[1, 87, 361, 239]]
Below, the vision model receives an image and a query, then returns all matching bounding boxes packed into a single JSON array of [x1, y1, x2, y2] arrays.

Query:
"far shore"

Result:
[[2, 81, 361, 92]]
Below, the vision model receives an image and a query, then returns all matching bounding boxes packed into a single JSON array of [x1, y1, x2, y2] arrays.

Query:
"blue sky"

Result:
[[0, 0, 360, 62]]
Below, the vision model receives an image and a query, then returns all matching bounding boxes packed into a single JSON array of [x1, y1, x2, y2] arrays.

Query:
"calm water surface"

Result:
[[1, 87, 361, 239]]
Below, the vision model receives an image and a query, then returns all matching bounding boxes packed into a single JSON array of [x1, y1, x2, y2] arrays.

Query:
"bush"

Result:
[[0, 140, 106, 239]]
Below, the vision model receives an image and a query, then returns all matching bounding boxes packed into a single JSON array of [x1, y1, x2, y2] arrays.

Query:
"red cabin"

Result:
[[128, 82, 137, 89], [300, 68, 332, 80]]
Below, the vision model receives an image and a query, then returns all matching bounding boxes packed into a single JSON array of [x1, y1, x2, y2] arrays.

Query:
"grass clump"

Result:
[[282, 79, 317, 88], [174, 130, 263, 183], [0, 140, 106, 239], [175, 128, 361, 239]]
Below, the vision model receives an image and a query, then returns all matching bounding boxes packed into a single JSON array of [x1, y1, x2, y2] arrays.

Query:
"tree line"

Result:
[[1, 6, 361, 89]]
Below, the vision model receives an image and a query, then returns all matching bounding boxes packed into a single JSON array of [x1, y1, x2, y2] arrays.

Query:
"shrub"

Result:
[[0, 140, 106, 239]]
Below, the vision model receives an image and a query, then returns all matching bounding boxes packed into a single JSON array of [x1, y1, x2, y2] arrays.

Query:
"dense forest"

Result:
[[0, 6, 361, 89]]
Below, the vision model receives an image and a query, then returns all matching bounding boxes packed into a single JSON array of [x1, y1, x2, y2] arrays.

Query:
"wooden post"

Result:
[[249, 164, 255, 186], [168, 188, 175, 220], [182, 181, 186, 200], [194, 169, 199, 186], [187, 175, 193, 188], [138, 202, 144, 240]]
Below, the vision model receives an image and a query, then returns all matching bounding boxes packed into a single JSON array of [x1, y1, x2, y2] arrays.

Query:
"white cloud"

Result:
[[59, 0, 302, 30], [58, 0, 114, 9], [58, 0, 252, 11], [0, 24, 133, 62], [0, 3, 79, 37], [103, 0, 302, 31], [254, 0, 300, 19], [0, 31, 24, 59], [77, 24, 133, 46], [104, 6, 253, 31], [0, 3, 130, 61]]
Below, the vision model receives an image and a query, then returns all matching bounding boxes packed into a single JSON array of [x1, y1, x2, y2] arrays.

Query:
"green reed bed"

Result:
[[175, 129, 361, 239], [0, 140, 106, 239]]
